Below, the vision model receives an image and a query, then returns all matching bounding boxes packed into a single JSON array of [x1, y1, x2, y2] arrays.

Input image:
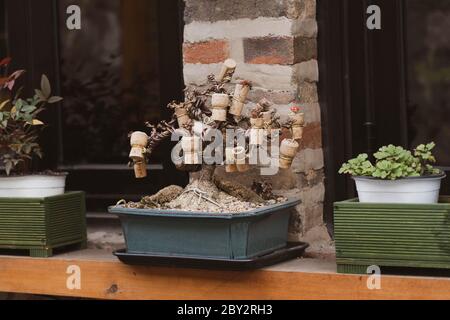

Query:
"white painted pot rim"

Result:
[[0, 173, 68, 198], [353, 172, 446, 182], [0, 173, 68, 177]]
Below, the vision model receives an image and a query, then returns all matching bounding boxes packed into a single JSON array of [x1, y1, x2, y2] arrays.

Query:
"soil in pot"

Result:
[[118, 166, 289, 214]]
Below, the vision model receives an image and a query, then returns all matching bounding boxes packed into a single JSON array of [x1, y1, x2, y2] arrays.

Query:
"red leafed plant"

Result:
[[0, 58, 63, 175]]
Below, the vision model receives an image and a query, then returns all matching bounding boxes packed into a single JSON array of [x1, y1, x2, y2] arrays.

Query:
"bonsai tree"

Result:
[[127, 60, 306, 212], [339, 142, 442, 180], [0, 57, 62, 175]]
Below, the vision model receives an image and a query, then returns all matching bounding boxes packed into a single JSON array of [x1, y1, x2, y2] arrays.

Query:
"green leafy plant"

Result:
[[339, 143, 441, 180], [338, 154, 375, 177], [0, 58, 62, 175]]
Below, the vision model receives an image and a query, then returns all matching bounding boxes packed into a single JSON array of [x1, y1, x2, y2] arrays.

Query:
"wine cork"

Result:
[[225, 147, 238, 173], [290, 112, 305, 126], [182, 136, 202, 164], [185, 153, 202, 165], [250, 118, 265, 145], [292, 126, 304, 140], [279, 139, 299, 169], [230, 82, 251, 117], [134, 162, 147, 179], [175, 107, 191, 128], [217, 59, 237, 82], [234, 146, 250, 172], [290, 112, 305, 140], [129, 132, 148, 161], [250, 118, 264, 129], [211, 94, 230, 122]]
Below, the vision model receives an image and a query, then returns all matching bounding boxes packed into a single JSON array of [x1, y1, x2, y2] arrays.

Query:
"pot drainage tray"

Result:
[[114, 242, 309, 270]]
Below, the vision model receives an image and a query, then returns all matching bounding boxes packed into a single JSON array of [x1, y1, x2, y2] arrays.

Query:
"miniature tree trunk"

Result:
[[168, 165, 223, 211], [189, 165, 217, 190]]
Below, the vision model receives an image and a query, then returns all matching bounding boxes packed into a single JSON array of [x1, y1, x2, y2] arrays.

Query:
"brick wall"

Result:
[[183, 0, 326, 240]]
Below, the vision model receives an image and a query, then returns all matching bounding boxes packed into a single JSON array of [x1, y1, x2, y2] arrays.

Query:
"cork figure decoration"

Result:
[[225, 147, 238, 173], [129, 131, 149, 178], [121, 59, 305, 212], [217, 59, 237, 83], [230, 81, 251, 117], [234, 146, 250, 173], [249, 117, 265, 146], [249, 99, 272, 145], [289, 106, 305, 141], [211, 93, 230, 122], [279, 138, 299, 169], [181, 136, 202, 165], [170, 102, 191, 128]]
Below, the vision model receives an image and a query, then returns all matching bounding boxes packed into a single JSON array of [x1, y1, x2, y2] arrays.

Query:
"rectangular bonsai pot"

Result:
[[109, 198, 301, 260], [0, 192, 87, 257], [334, 197, 450, 274]]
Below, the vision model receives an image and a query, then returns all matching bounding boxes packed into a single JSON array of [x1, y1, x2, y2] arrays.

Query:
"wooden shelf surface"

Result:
[[1, 250, 450, 300]]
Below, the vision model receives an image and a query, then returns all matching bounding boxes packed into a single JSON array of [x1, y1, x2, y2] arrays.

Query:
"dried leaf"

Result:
[[41, 74, 51, 99], [5, 70, 25, 90], [31, 119, 44, 126], [35, 89, 46, 102], [6, 80, 15, 90], [23, 144, 32, 154], [0, 99, 10, 110], [14, 86, 24, 100], [48, 96, 63, 104], [9, 70, 25, 80], [5, 161, 12, 176], [35, 149, 43, 159]]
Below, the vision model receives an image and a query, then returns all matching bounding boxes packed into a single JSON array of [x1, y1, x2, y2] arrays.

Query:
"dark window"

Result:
[[0, 0, 7, 57], [406, 0, 450, 170], [57, 0, 164, 165], [5, 0, 188, 213]]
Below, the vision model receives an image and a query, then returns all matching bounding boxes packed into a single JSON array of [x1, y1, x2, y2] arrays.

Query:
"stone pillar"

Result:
[[183, 0, 325, 240]]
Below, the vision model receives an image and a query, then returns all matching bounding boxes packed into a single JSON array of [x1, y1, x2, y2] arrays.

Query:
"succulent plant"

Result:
[[339, 143, 441, 180]]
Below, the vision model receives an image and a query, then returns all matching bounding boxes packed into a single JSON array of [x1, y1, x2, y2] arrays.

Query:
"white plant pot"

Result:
[[0, 174, 67, 198], [354, 174, 446, 204]]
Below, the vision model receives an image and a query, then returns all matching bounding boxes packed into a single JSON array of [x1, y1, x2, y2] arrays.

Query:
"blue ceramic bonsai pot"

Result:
[[109, 198, 300, 260]]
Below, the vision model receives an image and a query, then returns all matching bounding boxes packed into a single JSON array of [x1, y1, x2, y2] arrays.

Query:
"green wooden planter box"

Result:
[[109, 198, 300, 260], [334, 197, 450, 274], [0, 192, 87, 258]]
